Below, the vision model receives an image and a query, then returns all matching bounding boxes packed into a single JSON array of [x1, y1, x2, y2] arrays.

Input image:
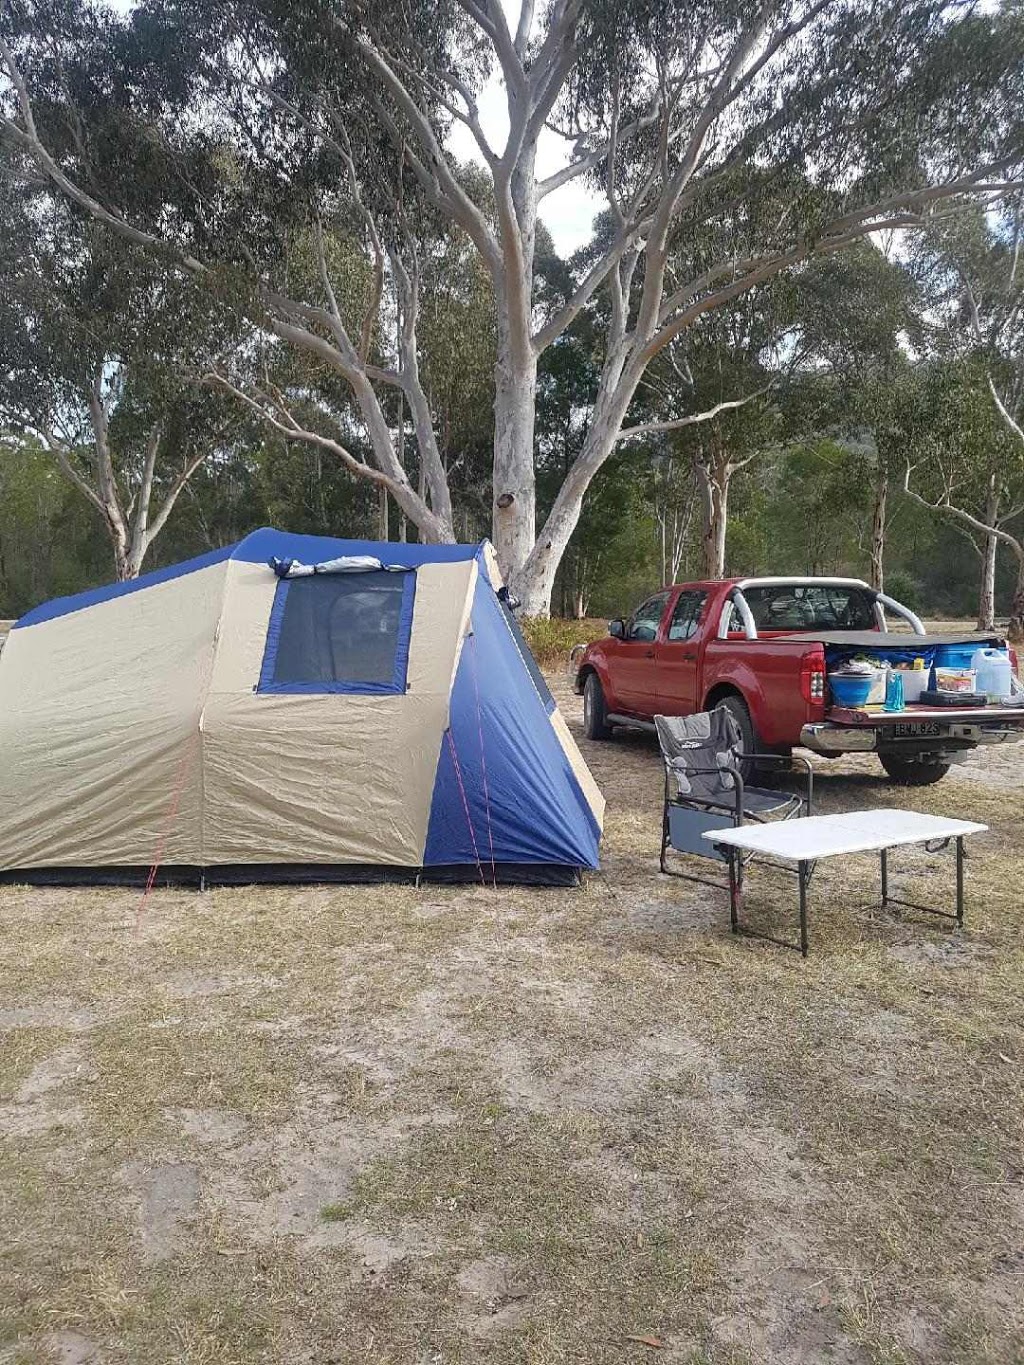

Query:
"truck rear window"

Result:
[[740, 585, 875, 631]]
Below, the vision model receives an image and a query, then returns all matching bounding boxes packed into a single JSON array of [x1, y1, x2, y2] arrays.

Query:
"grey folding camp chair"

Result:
[[656, 708, 813, 889]]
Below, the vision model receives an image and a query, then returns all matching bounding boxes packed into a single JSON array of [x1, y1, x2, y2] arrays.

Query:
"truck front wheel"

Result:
[[583, 673, 613, 741], [878, 753, 951, 786]]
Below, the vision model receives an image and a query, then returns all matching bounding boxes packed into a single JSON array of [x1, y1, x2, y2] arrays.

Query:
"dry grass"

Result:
[[1, 674, 1023, 1364]]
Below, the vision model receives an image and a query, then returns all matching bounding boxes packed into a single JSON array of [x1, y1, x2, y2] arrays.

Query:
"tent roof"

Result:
[[14, 529, 487, 630]]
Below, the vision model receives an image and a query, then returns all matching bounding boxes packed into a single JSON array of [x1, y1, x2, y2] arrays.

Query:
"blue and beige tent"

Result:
[[0, 530, 603, 886]]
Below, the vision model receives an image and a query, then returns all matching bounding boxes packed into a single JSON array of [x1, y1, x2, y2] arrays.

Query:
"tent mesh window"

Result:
[[260, 570, 414, 693]]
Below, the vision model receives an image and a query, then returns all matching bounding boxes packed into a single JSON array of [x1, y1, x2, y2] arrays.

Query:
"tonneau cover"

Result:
[[773, 630, 1004, 649]]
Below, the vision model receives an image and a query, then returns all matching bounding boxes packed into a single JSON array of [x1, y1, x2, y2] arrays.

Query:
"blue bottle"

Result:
[[884, 669, 904, 712]]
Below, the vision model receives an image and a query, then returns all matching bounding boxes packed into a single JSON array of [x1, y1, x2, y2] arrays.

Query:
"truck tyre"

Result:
[[879, 753, 951, 786], [583, 673, 613, 741], [716, 695, 758, 781]]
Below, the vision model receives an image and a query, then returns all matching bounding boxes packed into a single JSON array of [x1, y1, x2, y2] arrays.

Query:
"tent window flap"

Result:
[[258, 570, 415, 694]]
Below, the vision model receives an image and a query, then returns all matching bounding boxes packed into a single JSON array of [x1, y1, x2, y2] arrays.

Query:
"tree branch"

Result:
[[989, 375, 1024, 449], [616, 388, 770, 443], [902, 461, 1024, 559], [146, 444, 214, 546], [126, 421, 162, 568]]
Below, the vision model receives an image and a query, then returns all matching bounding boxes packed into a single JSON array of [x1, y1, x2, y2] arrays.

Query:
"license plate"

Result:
[[892, 721, 942, 738]]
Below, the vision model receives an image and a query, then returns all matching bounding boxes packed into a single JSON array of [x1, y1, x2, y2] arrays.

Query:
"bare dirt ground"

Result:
[[1, 671, 1023, 1364]]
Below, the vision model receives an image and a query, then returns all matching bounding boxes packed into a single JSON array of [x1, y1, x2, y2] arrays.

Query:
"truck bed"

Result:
[[775, 630, 1004, 648]]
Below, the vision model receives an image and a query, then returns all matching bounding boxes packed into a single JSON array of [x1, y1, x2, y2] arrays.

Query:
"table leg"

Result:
[[956, 836, 964, 928], [728, 850, 740, 934], [798, 860, 810, 958], [880, 847, 888, 908]]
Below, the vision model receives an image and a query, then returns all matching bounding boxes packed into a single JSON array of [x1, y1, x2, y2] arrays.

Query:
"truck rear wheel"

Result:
[[583, 673, 613, 741], [879, 753, 951, 786], [716, 695, 758, 781]]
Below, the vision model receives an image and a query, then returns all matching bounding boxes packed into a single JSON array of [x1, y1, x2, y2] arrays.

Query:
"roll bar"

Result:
[[717, 581, 927, 640], [875, 592, 926, 635]]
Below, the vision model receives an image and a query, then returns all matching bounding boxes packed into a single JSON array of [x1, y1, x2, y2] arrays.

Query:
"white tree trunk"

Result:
[[869, 458, 887, 592], [512, 363, 635, 615], [511, 418, 613, 615], [978, 532, 998, 632], [491, 156, 540, 583], [697, 449, 729, 579], [492, 328, 538, 581], [977, 476, 1000, 631]]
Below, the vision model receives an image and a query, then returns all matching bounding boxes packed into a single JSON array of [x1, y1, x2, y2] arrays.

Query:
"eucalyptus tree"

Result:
[[795, 244, 922, 591], [0, 192, 239, 579], [907, 204, 1024, 627], [902, 355, 1024, 637], [3, 0, 1022, 610], [620, 269, 796, 579]]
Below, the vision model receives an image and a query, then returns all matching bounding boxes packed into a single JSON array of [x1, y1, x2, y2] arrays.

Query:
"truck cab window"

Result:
[[627, 592, 671, 642], [742, 585, 875, 631], [668, 591, 707, 641]]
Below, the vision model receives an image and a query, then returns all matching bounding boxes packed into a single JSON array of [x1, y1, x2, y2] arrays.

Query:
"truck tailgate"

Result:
[[827, 705, 1024, 726]]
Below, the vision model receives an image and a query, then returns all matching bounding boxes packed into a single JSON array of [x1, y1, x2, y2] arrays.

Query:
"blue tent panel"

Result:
[[14, 543, 235, 629], [15, 528, 482, 630], [424, 579, 601, 871]]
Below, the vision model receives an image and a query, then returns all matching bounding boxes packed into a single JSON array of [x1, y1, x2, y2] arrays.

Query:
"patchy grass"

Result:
[[1, 674, 1023, 1363]]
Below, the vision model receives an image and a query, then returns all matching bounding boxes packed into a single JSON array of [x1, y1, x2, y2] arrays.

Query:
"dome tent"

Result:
[[0, 529, 603, 886]]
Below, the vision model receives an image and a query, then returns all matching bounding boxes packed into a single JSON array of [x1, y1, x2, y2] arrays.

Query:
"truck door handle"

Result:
[[644, 648, 654, 657], [679, 650, 697, 660]]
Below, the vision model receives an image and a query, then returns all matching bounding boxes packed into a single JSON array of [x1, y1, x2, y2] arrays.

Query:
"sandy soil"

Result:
[[0, 668, 1022, 1364]]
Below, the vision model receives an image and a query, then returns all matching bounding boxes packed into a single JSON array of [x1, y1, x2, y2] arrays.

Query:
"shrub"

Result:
[[521, 616, 608, 669]]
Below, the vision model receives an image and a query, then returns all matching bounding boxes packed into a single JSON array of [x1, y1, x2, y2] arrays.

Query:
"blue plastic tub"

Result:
[[829, 673, 874, 707], [933, 644, 977, 670]]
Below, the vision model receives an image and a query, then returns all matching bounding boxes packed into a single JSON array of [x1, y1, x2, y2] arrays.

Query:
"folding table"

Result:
[[703, 810, 988, 957]]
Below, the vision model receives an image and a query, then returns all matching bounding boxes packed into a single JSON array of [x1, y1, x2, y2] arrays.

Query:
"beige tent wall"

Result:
[[548, 710, 606, 828], [199, 559, 476, 867], [0, 562, 228, 870]]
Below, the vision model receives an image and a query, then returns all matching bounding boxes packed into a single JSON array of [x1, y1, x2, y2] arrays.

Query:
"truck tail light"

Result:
[[800, 648, 826, 709], [1010, 647, 1020, 680]]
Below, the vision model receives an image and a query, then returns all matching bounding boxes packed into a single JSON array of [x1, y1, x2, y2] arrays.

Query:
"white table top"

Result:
[[701, 809, 988, 861]]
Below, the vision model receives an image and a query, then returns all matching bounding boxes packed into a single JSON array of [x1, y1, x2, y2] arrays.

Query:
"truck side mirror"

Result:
[[608, 618, 625, 639]]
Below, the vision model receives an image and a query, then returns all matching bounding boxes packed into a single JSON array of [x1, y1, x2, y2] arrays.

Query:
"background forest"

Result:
[[2, 1, 1023, 629]]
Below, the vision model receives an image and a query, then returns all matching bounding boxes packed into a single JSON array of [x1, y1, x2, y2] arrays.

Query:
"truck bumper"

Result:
[[800, 724, 877, 753], [800, 721, 1024, 755]]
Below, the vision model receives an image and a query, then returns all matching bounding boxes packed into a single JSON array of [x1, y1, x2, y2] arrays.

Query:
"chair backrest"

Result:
[[654, 709, 742, 803]]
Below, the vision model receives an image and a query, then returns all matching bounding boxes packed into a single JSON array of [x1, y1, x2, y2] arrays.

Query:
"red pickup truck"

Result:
[[572, 576, 1024, 785]]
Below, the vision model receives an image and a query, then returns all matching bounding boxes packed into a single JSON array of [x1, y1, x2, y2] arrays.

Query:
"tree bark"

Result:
[[491, 152, 540, 584], [977, 476, 1000, 631], [492, 335, 538, 580], [869, 458, 887, 592], [696, 441, 730, 578], [512, 356, 635, 615]]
